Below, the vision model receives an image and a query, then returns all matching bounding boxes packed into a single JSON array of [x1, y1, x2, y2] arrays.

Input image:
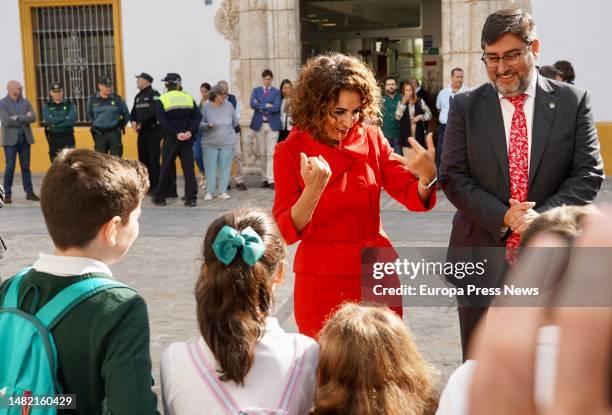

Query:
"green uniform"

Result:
[[42, 100, 77, 160], [0, 270, 159, 415], [382, 93, 402, 153]]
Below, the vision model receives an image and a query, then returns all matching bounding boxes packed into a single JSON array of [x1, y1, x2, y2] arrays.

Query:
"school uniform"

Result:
[[0, 254, 159, 415], [160, 317, 319, 415]]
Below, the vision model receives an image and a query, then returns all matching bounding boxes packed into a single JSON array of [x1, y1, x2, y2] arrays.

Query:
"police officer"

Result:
[[42, 82, 77, 161], [153, 73, 202, 207], [130, 72, 162, 192], [86, 75, 130, 156]]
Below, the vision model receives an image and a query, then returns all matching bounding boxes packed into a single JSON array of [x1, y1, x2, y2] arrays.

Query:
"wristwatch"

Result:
[[418, 176, 438, 190]]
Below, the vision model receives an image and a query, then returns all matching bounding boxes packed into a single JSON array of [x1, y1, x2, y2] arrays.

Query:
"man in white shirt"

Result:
[[435, 68, 466, 169], [439, 8, 604, 359]]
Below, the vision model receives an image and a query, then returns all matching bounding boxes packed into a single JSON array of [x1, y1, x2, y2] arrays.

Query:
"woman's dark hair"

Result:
[[289, 53, 381, 145], [200, 82, 211, 90], [553, 60, 576, 83], [196, 208, 286, 385], [538, 65, 563, 80], [280, 79, 293, 98], [481, 8, 536, 49]]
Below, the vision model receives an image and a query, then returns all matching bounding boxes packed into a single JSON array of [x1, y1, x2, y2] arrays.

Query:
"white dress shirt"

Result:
[[161, 317, 319, 415], [32, 252, 113, 277], [498, 70, 538, 168], [436, 325, 559, 415]]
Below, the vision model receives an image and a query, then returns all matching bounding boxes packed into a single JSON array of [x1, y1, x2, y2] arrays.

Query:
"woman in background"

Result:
[[396, 81, 432, 149], [278, 79, 294, 143]]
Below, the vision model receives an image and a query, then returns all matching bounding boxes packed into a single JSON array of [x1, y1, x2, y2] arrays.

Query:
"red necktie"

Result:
[[264, 88, 270, 97], [505, 94, 529, 264]]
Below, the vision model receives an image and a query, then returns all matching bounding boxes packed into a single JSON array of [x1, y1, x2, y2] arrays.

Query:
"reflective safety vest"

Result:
[[159, 90, 195, 112]]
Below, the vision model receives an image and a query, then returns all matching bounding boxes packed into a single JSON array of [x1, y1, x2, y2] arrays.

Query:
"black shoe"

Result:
[[181, 196, 186, 201], [4, 195, 11, 204], [152, 198, 167, 206], [237, 182, 247, 191], [26, 193, 40, 201], [184, 199, 197, 207], [262, 180, 269, 188], [168, 192, 179, 199], [267, 183, 275, 190]]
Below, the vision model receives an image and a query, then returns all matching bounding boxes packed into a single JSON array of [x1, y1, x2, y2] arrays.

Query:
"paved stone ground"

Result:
[[1, 174, 611, 398]]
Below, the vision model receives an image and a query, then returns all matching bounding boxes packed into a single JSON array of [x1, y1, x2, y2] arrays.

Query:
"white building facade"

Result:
[[0, 0, 610, 172]]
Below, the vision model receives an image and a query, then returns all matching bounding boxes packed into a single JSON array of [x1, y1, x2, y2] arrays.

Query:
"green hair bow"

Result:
[[212, 225, 265, 266]]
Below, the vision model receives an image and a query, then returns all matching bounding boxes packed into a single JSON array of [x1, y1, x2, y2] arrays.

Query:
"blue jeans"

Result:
[[3, 133, 33, 195], [388, 136, 401, 155], [202, 146, 234, 195], [193, 132, 205, 174]]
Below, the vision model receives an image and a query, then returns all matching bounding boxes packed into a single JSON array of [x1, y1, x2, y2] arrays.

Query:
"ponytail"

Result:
[[195, 208, 286, 385]]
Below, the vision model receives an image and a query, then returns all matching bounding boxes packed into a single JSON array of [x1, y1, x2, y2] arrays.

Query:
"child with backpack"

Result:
[[0, 149, 159, 414], [315, 303, 438, 415], [160, 208, 319, 415]]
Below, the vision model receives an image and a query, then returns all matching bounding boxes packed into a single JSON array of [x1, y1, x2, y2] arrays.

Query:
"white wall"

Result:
[[0, 1, 25, 98], [121, 0, 231, 105], [531, 0, 612, 121]]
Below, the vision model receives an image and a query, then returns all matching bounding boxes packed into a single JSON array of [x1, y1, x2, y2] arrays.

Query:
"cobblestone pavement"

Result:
[[1, 174, 611, 398]]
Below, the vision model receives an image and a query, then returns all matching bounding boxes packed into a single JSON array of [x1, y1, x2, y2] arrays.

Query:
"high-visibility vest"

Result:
[[158, 90, 194, 112]]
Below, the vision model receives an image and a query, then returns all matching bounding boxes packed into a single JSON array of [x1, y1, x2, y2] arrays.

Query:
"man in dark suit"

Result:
[[440, 8, 604, 359], [249, 69, 281, 189]]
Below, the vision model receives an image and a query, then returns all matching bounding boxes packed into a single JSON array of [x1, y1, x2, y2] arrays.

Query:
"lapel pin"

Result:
[[549, 102, 556, 110]]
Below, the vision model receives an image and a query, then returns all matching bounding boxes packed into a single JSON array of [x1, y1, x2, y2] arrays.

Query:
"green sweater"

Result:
[[0, 270, 159, 415], [382, 93, 402, 141]]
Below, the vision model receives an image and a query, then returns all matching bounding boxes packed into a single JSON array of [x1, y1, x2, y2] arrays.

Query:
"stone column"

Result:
[[441, 0, 531, 88], [216, 0, 301, 175]]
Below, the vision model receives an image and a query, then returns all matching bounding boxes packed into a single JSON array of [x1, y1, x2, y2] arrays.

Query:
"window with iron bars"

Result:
[[32, 5, 117, 125]]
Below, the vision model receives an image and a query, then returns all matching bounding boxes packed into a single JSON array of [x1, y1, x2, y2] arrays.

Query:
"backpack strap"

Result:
[[277, 337, 307, 412], [187, 342, 242, 415], [1, 267, 33, 308], [35, 278, 133, 330]]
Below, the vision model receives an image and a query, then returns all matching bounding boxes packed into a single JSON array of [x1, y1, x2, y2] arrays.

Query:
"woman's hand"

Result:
[[391, 133, 436, 183], [300, 152, 331, 194]]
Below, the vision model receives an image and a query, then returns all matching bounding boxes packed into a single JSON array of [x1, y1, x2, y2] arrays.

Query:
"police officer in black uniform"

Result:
[[130, 73, 162, 192], [153, 73, 201, 207], [42, 82, 76, 161]]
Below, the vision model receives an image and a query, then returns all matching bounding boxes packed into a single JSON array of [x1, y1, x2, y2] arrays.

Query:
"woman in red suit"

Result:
[[272, 53, 438, 338]]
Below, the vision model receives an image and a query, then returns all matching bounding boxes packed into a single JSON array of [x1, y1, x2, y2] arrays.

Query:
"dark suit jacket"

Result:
[[249, 86, 281, 131], [440, 75, 604, 295]]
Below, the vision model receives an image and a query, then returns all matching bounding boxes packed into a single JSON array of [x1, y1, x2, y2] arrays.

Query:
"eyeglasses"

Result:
[[481, 44, 531, 68]]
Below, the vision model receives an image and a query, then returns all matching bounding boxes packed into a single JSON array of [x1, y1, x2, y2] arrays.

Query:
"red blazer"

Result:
[[272, 124, 436, 275]]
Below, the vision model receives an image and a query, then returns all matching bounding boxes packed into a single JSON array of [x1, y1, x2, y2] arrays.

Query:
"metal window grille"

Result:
[[32, 5, 117, 125]]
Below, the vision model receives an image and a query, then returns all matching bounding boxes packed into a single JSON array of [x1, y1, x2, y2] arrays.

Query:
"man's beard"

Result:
[[386, 89, 396, 96], [491, 63, 534, 97]]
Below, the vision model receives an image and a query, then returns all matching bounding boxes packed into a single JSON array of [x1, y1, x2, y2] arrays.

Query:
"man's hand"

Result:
[[131, 121, 140, 132], [390, 133, 437, 183], [266, 103, 273, 108], [176, 132, 189, 141], [503, 199, 536, 229], [510, 207, 539, 235], [10, 115, 18, 121], [300, 152, 331, 194]]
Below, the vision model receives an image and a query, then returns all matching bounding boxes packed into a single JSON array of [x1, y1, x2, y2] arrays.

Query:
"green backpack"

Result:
[[0, 268, 132, 414]]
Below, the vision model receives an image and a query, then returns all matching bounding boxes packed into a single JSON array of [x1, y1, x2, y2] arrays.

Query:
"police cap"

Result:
[[49, 82, 63, 91], [162, 73, 182, 84], [135, 72, 153, 83], [97, 75, 113, 86]]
